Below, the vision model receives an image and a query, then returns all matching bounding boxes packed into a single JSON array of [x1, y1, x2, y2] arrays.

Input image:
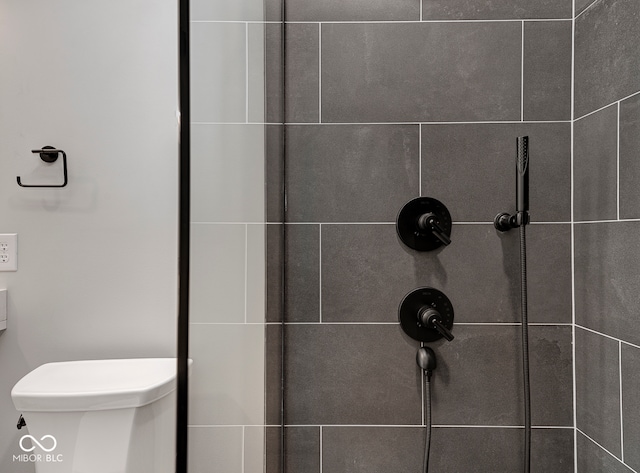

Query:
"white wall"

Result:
[[0, 1, 178, 470]]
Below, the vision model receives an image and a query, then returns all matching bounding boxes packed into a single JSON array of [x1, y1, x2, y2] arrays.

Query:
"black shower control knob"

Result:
[[399, 287, 455, 343], [396, 198, 452, 251]]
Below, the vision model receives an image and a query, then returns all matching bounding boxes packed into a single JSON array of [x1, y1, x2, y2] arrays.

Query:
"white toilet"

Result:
[[11, 358, 179, 473]]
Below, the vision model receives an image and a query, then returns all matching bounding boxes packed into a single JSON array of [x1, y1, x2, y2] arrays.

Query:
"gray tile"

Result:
[[246, 224, 266, 323], [284, 324, 421, 425], [523, 21, 572, 121], [575, 328, 621, 457], [575, 0, 640, 117], [245, 427, 266, 473], [619, 94, 640, 219], [284, 427, 320, 473], [266, 125, 284, 223], [322, 427, 422, 473], [575, 221, 640, 345], [191, 0, 264, 21], [285, 224, 320, 323], [248, 23, 266, 123], [321, 224, 571, 324], [286, 0, 419, 21], [575, 0, 596, 16], [266, 427, 283, 473], [621, 344, 640, 471], [285, 24, 319, 123], [286, 125, 419, 222], [265, 0, 282, 22], [432, 326, 572, 426], [422, 122, 571, 223], [188, 427, 243, 473], [266, 224, 283, 323], [574, 105, 618, 221], [266, 324, 282, 426], [321, 23, 521, 122], [422, 0, 572, 19], [577, 431, 633, 473], [265, 24, 283, 124], [531, 428, 575, 473]]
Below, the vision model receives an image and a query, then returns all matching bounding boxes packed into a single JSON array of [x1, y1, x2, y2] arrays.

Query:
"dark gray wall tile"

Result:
[[286, 125, 419, 222], [575, 221, 640, 345], [267, 125, 284, 223], [321, 23, 521, 122], [265, 0, 282, 22], [576, 0, 596, 16], [266, 324, 282, 426], [432, 326, 572, 426], [621, 344, 640, 471], [265, 24, 283, 124], [575, 328, 621, 457], [321, 224, 571, 324], [285, 24, 319, 123], [284, 324, 421, 425], [266, 224, 283, 322], [322, 427, 421, 473], [575, 0, 640, 117], [422, 123, 571, 223], [574, 105, 618, 221], [523, 21, 572, 121], [284, 427, 320, 473], [577, 431, 632, 473], [286, 0, 419, 21], [619, 94, 640, 219], [266, 427, 282, 473], [430, 427, 573, 473], [286, 224, 320, 322], [423, 0, 572, 20]]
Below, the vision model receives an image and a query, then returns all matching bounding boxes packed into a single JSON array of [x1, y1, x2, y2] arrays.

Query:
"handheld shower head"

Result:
[[516, 136, 529, 214]]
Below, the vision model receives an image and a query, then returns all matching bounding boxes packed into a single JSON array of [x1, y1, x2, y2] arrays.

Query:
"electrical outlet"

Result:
[[0, 234, 17, 271]]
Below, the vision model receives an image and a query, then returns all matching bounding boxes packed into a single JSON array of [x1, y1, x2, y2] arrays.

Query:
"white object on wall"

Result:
[[0, 289, 6, 331]]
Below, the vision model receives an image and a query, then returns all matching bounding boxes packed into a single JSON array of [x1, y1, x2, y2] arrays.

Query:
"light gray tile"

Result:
[[189, 324, 265, 425], [286, 0, 419, 21], [575, 328, 621, 457], [574, 221, 640, 345], [191, 23, 246, 123], [191, 125, 265, 223], [523, 21, 572, 121], [248, 23, 265, 123], [190, 224, 245, 323], [621, 344, 640, 471], [422, 122, 571, 223], [321, 23, 521, 122], [576, 431, 633, 473], [284, 324, 421, 425], [191, 0, 264, 21], [246, 224, 266, 323], [574, 104, 618, 222], [188, 427, 243, 473], [619, 94, 640, 219], [575, 0, 640, 117], [245, 427, 266, 473], [422, 0, 572, 19], [286, 125, 419, 222]]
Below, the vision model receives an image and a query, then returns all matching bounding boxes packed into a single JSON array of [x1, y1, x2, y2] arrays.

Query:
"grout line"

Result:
[[577, 429, 638, 473], [283, 19, 573, 24], [281, 322, 572, 326], [521, 21, 525, 122], [419, 125, 422, 196], [190, 322, 269, 325], [319, 224, 322, 323], [282, 120, 571, 126], [241, 426, 246, 473], [575, 0, 600, 20], [318, 24, 322, 123], [617, 102, 621, 220], [419, 0, 423, 21], [244, 224, 248, 323], [270, 221, 573, 225], [620, 341, 625, 463], [574, 218, 640, 224], [284, 424, 574, 428], [575, 90, 640, 122], [319, 426, 323, 473], [575, 325, 640, 351], [245, 23, 249, 123], [191, 20, 284, 24], [570, 4, 577, 468], [191, 221, 270, 225], [189, 424, 282, 428]]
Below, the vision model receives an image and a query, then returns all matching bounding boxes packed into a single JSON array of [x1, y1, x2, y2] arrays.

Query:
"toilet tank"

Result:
[[11, 358, 180, 473]]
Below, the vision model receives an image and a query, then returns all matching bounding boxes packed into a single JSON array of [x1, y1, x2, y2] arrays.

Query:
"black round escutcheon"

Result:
[[399, 287, 454, 343], [396, 197, 452, 251]]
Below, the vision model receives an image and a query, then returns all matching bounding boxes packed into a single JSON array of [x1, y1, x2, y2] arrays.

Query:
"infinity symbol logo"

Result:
[[19, 435, 57, 453]]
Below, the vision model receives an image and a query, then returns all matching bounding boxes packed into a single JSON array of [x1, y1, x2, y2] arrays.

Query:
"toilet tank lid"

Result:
[[11, 358, 189, 412]]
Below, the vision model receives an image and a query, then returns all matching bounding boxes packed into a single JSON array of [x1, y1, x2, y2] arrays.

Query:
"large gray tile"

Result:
[[575, 328, 621, 457], [245, 427, 266, 473], [285, 224, 320, 322], [321, 224, 571, 324], [284, 324, 421, 425], [432, 326, 572, 426], [265, 24, 283, 124], [266, 125, 284, 223], [621, 344, 640, 471], [284, 427, 320, 473], [321, 23, 521, 122], [430, 428, 573, 473], [266, 427, 283, 473], [577, 431, 633, 473], [188, 427, 243, 473], [523, 21, 572, 121], [248, 23, 265, 123], [266, 224, 283, 323], [286, 125, 419, 222], [575, 0, 640, 117], [422, 122, 571, 223], [266, 324, 282, 426], [286, 0, 419, 21], [619, 94, 640, 219], [246, 224, 266, 324], [423, 0, 572, 19], [191, 0, 264, 21], [574, 104, 618, 221], [575, 221, 640, 345], [285, 24, 319, 123]]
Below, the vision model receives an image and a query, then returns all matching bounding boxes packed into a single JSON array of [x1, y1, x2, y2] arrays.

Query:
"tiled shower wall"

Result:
[[573, 0, 640, 471], [278, 1, 575, 471]]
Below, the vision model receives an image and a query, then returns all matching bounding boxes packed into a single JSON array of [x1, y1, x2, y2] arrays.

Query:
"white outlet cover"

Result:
[[0, 234, 17, 271]]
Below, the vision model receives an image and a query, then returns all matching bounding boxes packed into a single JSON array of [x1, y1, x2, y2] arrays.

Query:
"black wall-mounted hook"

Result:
[[399, 287, 455, 343], [396, 197, 452, 251], [17, 146, 68, 188]]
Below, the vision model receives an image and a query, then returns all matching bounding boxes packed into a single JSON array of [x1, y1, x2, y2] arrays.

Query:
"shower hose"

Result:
[[423, 373, 432, 473], [520, 224, 531, 473]]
